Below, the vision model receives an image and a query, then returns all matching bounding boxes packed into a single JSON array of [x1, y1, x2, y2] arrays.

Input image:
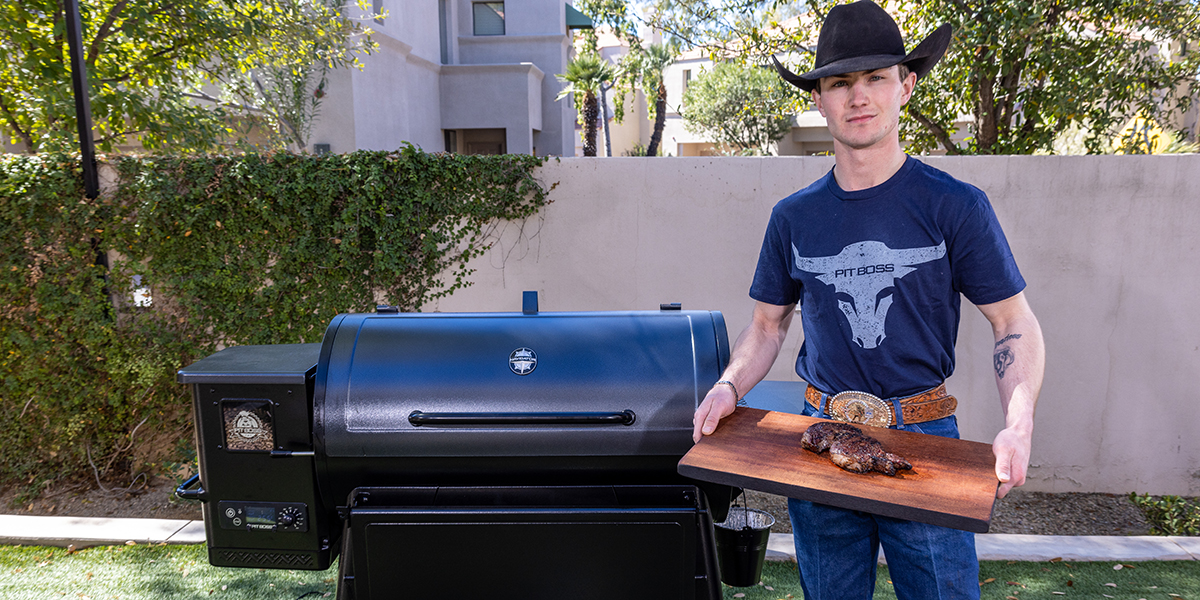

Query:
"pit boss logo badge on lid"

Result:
[[509, 347, 537, 375]]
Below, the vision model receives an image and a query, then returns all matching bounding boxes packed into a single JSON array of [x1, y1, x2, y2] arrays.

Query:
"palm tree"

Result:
[[634, 43, 675, 157], [556, 54, 614, 157]]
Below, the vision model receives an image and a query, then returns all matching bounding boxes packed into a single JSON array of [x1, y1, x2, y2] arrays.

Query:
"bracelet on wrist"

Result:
[[716, 380, 745, 406]]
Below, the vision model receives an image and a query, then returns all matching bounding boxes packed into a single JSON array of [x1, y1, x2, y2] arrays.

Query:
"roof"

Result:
[[566, 4, 593, 30]]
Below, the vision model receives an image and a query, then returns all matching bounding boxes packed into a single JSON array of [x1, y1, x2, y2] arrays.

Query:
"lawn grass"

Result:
[[728, 560, 1200, 599], [2, 543, 1198, 599], [0, 544, 335, 600]]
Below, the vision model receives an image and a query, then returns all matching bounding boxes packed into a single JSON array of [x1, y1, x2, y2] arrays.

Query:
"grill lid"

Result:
[[315, 307, 728, 458]]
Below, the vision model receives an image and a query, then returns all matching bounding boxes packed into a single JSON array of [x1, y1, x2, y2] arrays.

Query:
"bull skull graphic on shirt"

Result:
[[793, 240, 946, 349]]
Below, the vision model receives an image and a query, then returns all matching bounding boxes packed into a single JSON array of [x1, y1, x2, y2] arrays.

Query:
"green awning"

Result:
[[566, 4, 593, 29]]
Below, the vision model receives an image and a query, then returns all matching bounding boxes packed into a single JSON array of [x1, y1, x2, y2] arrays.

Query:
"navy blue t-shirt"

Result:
[[749, 156, 1025, 399]]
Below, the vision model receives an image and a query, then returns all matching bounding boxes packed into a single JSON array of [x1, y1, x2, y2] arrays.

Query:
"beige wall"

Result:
[[433, 155, 1200, 496]]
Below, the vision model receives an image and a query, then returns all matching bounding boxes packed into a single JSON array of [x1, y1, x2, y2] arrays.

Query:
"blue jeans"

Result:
[[787, 402, 980, 600]]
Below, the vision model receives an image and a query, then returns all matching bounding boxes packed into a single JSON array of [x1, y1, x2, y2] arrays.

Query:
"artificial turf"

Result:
[[2, 543, 1198, 599], [728, 559, 1200, 600], [0, 544, 334, 600]]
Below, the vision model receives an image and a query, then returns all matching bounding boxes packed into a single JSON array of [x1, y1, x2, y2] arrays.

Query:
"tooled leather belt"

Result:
[[804, 383, 957, 428]]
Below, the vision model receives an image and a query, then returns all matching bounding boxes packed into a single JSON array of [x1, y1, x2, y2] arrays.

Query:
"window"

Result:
[[682, 69, 692, 93], [473, 2, 504, 36], [463, 128, 506, 155], [439, 0, 450, 63]]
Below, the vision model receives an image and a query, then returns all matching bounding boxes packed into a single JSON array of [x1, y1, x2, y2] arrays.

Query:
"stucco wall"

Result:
[[353, 36, 445, 152], [458, 34, 573, 156], [441, 63, 544, 154], [308, 0, 575, 156], [308, 31, 446, 154], [432, 155, 1200, 496]]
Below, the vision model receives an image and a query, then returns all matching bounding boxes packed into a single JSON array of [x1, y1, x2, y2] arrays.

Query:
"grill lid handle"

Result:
[[407, 410, 636, 427]]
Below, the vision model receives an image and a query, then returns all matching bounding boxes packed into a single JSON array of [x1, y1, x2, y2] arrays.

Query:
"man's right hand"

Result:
[[691, 301, 797, 444], [692, 384, 738, 443]]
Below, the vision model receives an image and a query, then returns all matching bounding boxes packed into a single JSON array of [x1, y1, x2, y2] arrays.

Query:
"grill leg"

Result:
[[335, 520, 355, 600], [696, 489, 723, 600]]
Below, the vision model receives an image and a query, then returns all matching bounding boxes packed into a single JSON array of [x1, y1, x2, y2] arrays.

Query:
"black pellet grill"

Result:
[[177, 294, 736, 599]]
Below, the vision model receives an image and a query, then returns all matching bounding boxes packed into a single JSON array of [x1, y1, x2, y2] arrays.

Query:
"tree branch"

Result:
[[997, 56, 1024, 135], [53, 2, 64, 47], [907, 106, 960, 155], [811, 2, 826, 22], [975, 60, 998, 153], [87, 0, 129, 68], [182, 90, 263, 113], [184, 86, 304, 150], [250, 73, 305, 148], [0, 93, 35, 152]]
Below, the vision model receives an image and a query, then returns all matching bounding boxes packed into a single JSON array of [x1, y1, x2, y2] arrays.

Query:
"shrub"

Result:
[[1129, 492, 1200, 536], [0, 146, 549, 495]]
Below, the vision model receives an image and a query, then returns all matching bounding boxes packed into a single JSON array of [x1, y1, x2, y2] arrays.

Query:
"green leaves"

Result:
[[0, 0, 377, 154], [0, 148, 548, 489], [557, 53, 616, 101], [680, 60, 803, 154], [647, 0, 1200, 155], [1130, 492, 1200, 536], [557, 53, 616, 156]]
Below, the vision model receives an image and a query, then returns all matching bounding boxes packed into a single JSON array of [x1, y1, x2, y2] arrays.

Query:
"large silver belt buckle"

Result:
[[827, 391, 893, 428]]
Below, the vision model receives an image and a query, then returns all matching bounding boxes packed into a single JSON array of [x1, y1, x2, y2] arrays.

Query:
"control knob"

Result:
[[278, 506, 302, 528]]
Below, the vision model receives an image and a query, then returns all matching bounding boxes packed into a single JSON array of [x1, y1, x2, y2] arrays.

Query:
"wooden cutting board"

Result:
[[678, 407, 998, 533]]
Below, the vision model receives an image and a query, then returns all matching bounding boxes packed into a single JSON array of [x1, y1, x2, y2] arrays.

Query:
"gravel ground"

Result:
[[741, 488, 1156, 536], [0, 478, 203, 521]]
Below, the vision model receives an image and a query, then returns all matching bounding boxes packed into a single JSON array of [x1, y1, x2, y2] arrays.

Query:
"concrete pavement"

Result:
[[764, 532, 1200, 562], [1, 513, 1196, 563], [0, 514, 205, 548]]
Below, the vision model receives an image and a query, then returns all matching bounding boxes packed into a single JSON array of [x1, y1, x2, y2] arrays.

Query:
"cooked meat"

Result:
[[801, 421, 913, 476], [800, 421, 862, 453]]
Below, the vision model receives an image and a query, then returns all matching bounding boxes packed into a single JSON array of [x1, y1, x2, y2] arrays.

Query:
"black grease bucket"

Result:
[[713, 507, 775, 587]]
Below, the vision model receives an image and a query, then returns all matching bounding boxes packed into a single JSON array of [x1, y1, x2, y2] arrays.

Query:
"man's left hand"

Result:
[[992, 426, 1032, 499], [978, 292, 1043, 500]]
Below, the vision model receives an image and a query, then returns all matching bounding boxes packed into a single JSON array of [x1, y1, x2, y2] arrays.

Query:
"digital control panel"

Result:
[[217, 501, 308, 533]]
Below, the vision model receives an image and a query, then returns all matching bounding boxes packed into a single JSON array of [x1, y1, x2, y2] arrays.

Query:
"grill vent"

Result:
[[218, 550, 314, 567]]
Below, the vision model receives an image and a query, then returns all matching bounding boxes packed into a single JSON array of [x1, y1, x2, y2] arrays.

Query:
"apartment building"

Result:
[[309, 0, 592, 156]]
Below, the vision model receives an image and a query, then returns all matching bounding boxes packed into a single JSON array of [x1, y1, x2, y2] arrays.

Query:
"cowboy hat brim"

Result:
[[772, 23, 953, 93]]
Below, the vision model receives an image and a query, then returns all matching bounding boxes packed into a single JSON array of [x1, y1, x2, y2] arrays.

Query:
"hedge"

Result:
[[0, 146, 549, 496]]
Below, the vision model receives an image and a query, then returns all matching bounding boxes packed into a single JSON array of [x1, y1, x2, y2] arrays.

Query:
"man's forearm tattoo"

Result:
[[994, 333, 1022, 379], [994, 347, 1015, 379], [995, 333, 1022, 347]]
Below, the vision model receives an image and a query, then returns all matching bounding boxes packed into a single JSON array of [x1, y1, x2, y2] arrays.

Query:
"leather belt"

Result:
[[804, 383, 957, 428]]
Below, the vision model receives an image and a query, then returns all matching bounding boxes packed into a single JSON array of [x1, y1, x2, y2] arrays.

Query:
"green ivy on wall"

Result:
[[0, 146, 549, 495]]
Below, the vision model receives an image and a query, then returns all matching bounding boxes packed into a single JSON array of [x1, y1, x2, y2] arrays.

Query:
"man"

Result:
[[691, 2, 1045, 598]]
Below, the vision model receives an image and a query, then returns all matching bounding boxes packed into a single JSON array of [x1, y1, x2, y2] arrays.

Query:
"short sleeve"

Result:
[[749, 210, 802, 306], [949, 193, 1026, 305]]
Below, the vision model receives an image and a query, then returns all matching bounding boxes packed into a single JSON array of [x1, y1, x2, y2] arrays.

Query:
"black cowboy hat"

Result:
[[772, 0, 952, 93]]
